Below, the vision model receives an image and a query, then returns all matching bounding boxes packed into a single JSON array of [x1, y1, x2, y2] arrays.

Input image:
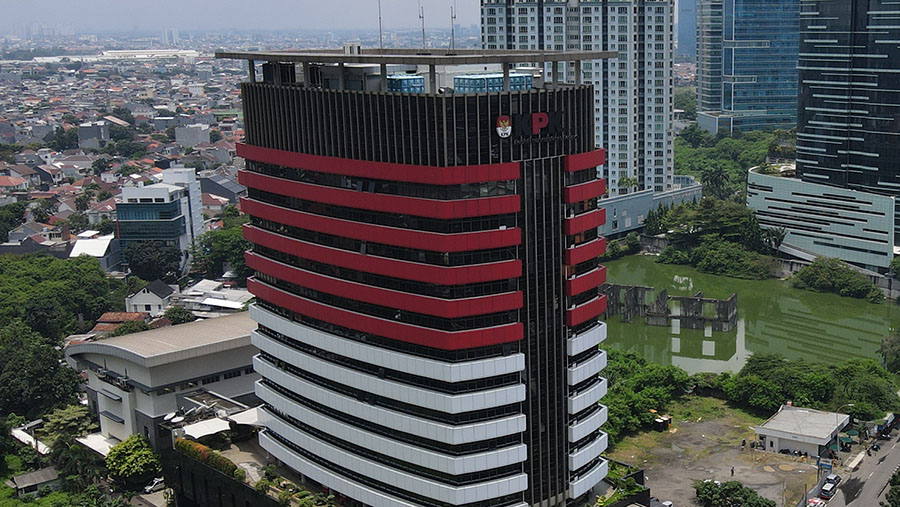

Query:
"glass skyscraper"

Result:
[[796, 0, 900, 192], [697, 0, 799, 133]]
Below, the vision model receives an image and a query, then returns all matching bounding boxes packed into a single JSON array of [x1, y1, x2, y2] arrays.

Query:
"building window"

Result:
[[201, 376, 220, 385], [224, 371, 242, 380]]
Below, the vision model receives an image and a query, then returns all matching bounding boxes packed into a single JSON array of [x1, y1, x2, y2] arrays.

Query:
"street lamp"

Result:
[[834, 403, 854, 456]]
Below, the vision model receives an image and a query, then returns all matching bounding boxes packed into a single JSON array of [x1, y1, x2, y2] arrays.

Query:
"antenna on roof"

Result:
[[419, 0, 426, 50], [450, 0, 457, 52], [378, 0, 384, 50]]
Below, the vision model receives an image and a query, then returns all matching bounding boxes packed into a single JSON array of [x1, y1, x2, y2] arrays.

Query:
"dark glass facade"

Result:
[[238, 66, 608, 507], [698, 0, 799, 132], [796, 0, 900, 193]]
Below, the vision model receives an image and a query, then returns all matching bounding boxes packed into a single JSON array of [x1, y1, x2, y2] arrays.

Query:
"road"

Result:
[[824, 437, 900, 506]]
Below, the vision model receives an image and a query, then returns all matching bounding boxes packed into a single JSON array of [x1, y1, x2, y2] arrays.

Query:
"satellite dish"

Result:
[[163, 412, 176, 422], [171, 416, 185, 424]]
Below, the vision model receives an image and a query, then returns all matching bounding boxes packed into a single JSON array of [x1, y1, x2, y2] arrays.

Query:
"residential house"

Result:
[[90, 312, 150, 336], [7, 165, 41, 187], [87, 197, 117, 224], [35, 165, 63, 187], [7, 468, 60, 498], [198, 173, 245, 203], [0, 176, 28, 193], [201, 193, 229, 216], [125, 280, 178, 317], [69, 234, 121, 272]]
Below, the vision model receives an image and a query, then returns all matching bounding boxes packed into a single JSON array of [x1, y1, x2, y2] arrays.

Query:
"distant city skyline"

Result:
[[4, 0, 480, 33]]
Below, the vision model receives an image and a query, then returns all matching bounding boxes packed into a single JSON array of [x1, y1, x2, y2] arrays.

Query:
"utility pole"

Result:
[[450, 0, 457, 52], [378, 0, 384, 50], [419, 0, 426, 49]]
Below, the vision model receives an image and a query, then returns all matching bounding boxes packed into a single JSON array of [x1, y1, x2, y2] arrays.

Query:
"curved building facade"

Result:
[[225, 50, 609, 507]]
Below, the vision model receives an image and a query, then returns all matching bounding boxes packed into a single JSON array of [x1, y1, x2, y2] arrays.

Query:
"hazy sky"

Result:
[[6, 0, 481, 32]]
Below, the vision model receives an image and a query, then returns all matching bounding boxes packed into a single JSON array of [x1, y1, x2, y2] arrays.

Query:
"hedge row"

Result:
[[175, 438, 238, 477]]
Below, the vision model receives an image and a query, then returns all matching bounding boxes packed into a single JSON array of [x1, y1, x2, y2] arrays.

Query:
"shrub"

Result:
[[657, 246, 691, 265], [233, 467, 246, 482], [254, 478, 271, 494], [793, 257, 882, 302], [174, 438, 237, 477]]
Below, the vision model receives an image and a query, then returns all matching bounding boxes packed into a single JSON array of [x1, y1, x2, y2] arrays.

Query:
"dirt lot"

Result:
[[606, 397, 820, 506]]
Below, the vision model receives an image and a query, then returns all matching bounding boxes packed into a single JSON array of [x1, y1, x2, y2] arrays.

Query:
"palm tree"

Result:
[[700, 163, 729, 199], [764, 227, 787, 255]]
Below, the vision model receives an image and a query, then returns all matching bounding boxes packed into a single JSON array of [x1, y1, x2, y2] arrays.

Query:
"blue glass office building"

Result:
[[697, 0, 799, 133]]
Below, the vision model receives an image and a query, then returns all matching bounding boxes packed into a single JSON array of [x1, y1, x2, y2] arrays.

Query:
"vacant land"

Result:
[[607, 396, 820, 506]]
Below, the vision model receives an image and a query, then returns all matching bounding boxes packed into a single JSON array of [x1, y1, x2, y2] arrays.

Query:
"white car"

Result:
[[143, 477, 165, 494]]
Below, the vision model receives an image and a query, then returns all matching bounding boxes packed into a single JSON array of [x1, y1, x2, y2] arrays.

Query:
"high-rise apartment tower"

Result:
[[481, 0, 674, 196], [218, 49, 612, 507]]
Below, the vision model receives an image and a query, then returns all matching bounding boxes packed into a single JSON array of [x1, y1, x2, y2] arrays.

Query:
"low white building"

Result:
[[125, 280, 178, 317], [65, 312, 259, 451], [753, 405, 850, 456]]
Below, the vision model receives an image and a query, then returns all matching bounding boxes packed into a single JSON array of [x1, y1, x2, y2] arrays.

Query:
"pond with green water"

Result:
[[602, 255, 900, 374]]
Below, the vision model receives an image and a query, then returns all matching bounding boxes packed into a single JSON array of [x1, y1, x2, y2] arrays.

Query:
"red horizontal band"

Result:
[[246, 252, 523, 318], [564, 149, 607, 173], [244, 225, 522, 285], [242, 198, 522, 252], [239, 170, 521, 219], [565, 295, 608, 327], [565, 237, 607, 266], [564, 208, 606, 236], [565, 266, 607, 297], [237, 143, 521, 184], [248, 278, 524, 351], [563, 180, 606, 204]]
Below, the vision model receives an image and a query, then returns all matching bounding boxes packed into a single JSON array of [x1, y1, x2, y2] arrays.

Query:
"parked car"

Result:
[[805, 498, 827, 507], [820, 482, 837, 499], [143, 477, 165, 494], [825, 473, 842, 486]]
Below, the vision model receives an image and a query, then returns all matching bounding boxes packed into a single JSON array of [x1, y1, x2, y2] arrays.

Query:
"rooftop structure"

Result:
[[65, 312, 259, 450], [753, 405, 849, 455]]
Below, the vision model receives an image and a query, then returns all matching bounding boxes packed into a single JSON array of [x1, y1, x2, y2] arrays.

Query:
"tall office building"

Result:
[[117, 167, 202, 272], [747, 0, 900, 272], [796, 0, 900, 192], [696, 0, 799, 133], [481, 0, 674, 196], [221, 49, 611, 506], [676, 0, 696, 58]]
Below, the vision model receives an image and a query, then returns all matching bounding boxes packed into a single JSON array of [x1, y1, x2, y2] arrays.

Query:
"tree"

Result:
[[674, 86, 697, 120], [882, 331, 900, 373], [97, 218, 116, 235], [109, 320, 151, 337], [700, 162, 730, 199], [0, 321, 79, 419], [164, 305, 196, 325], [105, 435, 162, 490], [32, 198, 59, 223], [125, 241, 182, 282], [75, 194, 92, 212], [66, 212, 90, 233], [49, 127, 79, 151], [695, 480, 775, 507], [92, 157, 112, 175], [111, 107, 135, 125], [97, 189, 114, 201], [191, 226, 252, 284], [51, 434, 106, 491], [763, 226, 787, 255], [165, 126, 177, 141], [209, 130, 223, 143], [0, 201, 28, 241], [42, 404, 97, 446]]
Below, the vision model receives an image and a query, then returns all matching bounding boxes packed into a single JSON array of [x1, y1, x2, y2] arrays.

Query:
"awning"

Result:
[[181, 418, 231, 440], [839, 437, 852, 443], [227, 406, 263, 427], [846, 430, 859, 436]]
